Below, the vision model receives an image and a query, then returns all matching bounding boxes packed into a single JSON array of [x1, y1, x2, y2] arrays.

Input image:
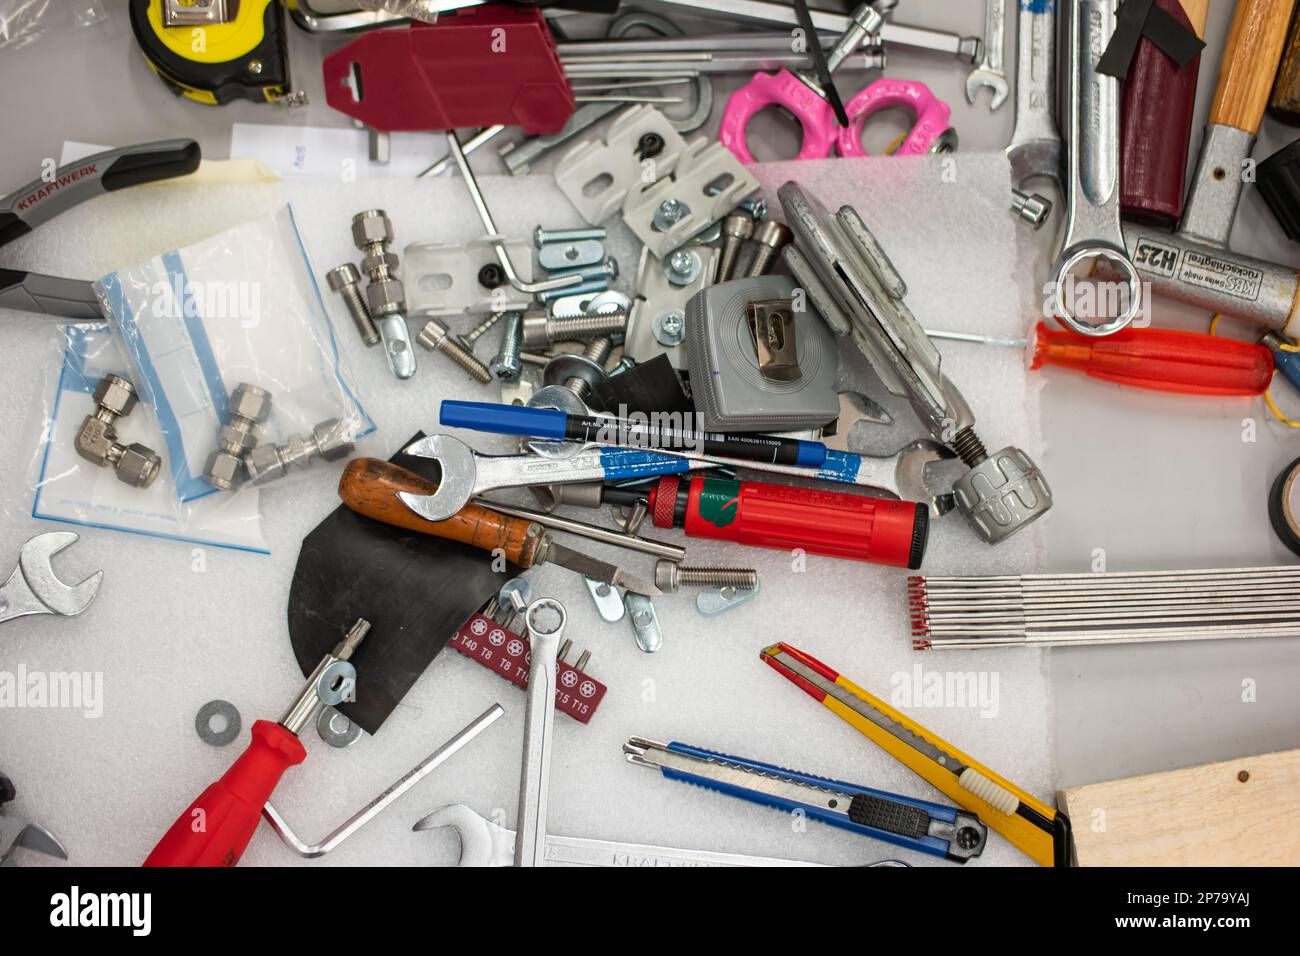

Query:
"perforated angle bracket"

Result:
[[404, 237, 534, 316]]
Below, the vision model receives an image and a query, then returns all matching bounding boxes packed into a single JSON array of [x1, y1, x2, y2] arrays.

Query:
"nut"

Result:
[[312, 419, 353, 461], [117, 444, 162, 488], [93, 374, 138, 418], [204, 451, 245, 491], [245, 443, 285, 484], [218, 422, 258, 455], [351, 209, 393, 248], [227, 383, 272, 425]]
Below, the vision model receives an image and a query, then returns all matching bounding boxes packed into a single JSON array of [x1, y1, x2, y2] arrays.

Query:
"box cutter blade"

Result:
[[761, 642, 1072, 867], [623, 736, 987, 863]]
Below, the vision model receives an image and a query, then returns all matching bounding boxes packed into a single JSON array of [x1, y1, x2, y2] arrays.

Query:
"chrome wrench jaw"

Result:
[[0, 532, 103, 625], [1005, 0, 1061, 226], [964, 0, 1009, 110], [1051, 0, 1141, 337], [515, 597, 565, 867]]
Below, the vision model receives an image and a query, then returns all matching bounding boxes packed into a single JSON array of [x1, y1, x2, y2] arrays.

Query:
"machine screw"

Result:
[[654, 560, 759, 593], [653, 310, 686, 347], [654, 198, 690, 231], [490, 311, 525, 381], [326, 263, 380, 348], [352, 209, 416, 380], [745, 220, 793, 277], [537, 277, 611, 304], [534, 225, 608, 247], [244, 418, 355, 485], [665, 248, 702, 286], [738, 197, 768, 221], [544, 257, 619, 285], [520, 308, 628, 348], [460, 309, 512, 350], [417, 318, 493, 383], [203, 383, 272, 491], [717, 213, 754, 282], [75, 374, 162, 489]]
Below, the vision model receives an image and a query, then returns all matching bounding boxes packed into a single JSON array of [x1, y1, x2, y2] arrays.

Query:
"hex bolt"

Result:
[[520, 308, 628, 349], [327, 264, 380, 348], [203, 383, 272, 491], [745, 220, 793, 277], [717, 214, 755, 282], [417, 317, 493, 384], [75, 373, 162, 489], [351, 209, 416, 380], [534, 225, 607, 247], [244, 418, 355, 485], [654, 560, 759, 593], [490, 311, 525, 381]]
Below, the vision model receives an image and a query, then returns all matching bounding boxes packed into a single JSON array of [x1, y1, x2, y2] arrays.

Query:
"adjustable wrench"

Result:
[[515, 598, 565, 867], [965, 0, 1009, 110], [1051, 0, 1142, 337], [418, 804, 910, 867], [1005, 0, 1061, 228], [0, 533, 102, 626]]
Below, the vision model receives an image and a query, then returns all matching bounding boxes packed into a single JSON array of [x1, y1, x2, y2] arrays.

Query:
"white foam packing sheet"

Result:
[[0, 154, 1052, 867]]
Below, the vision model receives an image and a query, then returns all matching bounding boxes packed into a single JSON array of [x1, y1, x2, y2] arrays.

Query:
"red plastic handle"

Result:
[[1032, 322, 1275, 396], [654, 476, 927, 569], [143, 720, 306, 867]]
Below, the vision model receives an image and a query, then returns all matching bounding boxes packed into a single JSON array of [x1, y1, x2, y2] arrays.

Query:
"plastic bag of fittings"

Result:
[[0, 0, 107, 51], [94, 206, 379, 502], [26, 323, 270, 554]]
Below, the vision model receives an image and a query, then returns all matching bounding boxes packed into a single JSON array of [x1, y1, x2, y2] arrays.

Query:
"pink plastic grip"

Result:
[[719, 70, 839, 163], [837, 78, 952, 158]]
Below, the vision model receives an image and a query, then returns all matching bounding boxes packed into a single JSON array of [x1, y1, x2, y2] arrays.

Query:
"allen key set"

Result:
[[5, 0, 1300, 889]]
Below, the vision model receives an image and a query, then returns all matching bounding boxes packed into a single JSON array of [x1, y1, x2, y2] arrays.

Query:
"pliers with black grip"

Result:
[[0, 139, 201, 318]]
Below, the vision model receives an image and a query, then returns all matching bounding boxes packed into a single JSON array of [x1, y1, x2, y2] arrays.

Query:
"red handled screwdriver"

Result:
[[604, 475, 928, 569], [929, 323, 1274, 396], [143, 620, 369, 867]]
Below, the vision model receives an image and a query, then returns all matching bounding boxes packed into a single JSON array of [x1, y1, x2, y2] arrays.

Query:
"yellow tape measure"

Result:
[[128, 0, 294, 106]]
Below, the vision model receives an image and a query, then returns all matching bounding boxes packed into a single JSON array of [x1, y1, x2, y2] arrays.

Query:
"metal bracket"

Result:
[[554, 105, 688, 225], [625, 244, 717, 367], [626, 592, 663, 653], [623, 139, 760, 256], [405, 238, 534, 316]]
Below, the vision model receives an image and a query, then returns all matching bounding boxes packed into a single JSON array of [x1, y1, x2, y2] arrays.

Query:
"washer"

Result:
[[195, 700, 242, 748]]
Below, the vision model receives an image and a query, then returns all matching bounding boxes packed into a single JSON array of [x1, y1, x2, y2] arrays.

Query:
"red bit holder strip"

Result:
[[449, 613, 607, 724]]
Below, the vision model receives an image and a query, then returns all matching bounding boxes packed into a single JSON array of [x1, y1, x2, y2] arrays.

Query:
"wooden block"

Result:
[[1058, 749, 1300, 866]]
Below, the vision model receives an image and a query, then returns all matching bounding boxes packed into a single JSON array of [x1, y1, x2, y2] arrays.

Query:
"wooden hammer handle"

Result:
[[338, 458, 544, 568], [1210, 0, 1297, 132]]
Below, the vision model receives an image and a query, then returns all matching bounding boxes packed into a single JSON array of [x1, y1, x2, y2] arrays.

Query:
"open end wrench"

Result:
[[515, 598, 564, 867], [1005, 0, 1061, 228], [965, 0, 1009, 110], [1051, 0, 1142, 337], [0, 533, 103, 625], [417, 804, 909, 867], [398, 435, 716, 523]]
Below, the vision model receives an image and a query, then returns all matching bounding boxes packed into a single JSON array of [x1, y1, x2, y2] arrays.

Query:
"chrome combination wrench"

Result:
[[1051, 0, 1142, 337], [1005, 0, 1061, 229], [514, 597, 565, 867], [965, 0, 1009, 110]]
